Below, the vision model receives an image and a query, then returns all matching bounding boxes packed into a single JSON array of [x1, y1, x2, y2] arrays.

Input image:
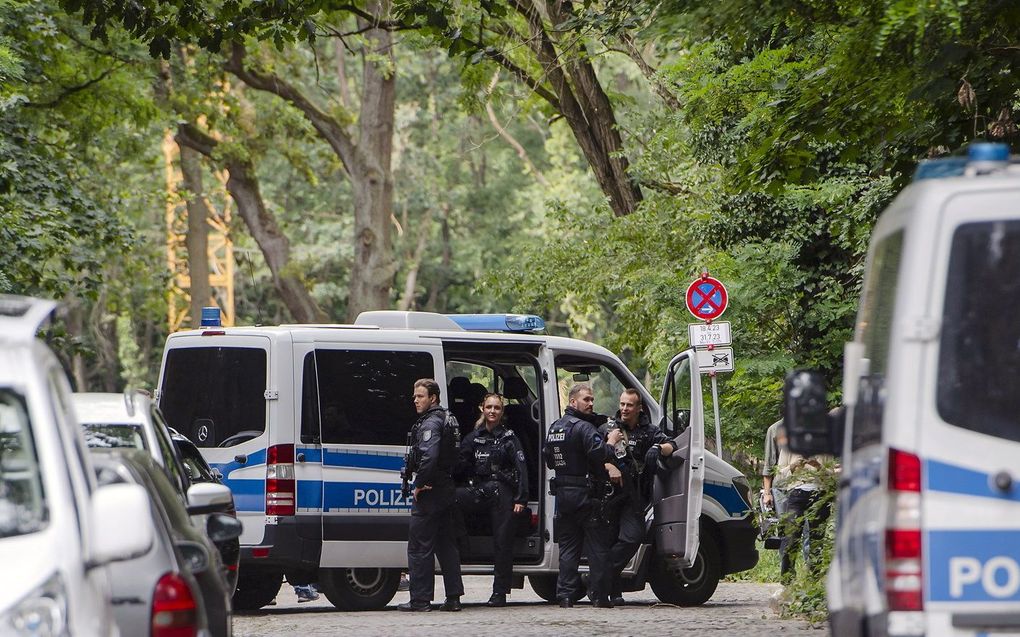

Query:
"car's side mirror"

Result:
[[187, 482, 233, 515], [206, 513, 243, 544], [88, 483, 154, 567], [783, 369, 837, 456], [176, 540, 210, 574]]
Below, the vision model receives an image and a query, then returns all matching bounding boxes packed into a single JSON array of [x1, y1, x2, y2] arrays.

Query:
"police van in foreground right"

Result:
[[156, 311, 758, 611], [785, 143, 1020, 637]]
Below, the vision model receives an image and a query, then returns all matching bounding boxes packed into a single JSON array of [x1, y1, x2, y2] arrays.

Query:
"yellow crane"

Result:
[[163, 132, 235, 331]]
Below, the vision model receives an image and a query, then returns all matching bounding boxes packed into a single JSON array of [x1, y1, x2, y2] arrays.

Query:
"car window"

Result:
[[174, 438, 215, 483], [82, 424, 147, 450], [0, 389, 47, 538], [151, 407, 188, 492], [938, 220, 1020, 443], [160, 346, 267, 448]]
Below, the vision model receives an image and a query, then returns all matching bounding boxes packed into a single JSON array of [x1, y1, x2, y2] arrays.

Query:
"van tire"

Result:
[[528, 574, 559, 603], [232, 571, 283, 610], [650, 530, 721, 606], [319, 567, 401, 610]]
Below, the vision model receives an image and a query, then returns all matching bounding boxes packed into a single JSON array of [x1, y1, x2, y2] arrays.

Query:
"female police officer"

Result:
[[455, 393, 529, 607]]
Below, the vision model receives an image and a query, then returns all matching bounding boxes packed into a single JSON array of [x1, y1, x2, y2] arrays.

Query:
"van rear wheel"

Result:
[[232, 570, 283, 610], [650, 531, 721, 606], [528, 574, 559, 603], [319, 567, 401, 610]]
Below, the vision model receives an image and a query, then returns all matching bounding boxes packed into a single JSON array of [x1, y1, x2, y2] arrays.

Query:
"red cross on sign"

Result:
[[685, 276, 729, 321]]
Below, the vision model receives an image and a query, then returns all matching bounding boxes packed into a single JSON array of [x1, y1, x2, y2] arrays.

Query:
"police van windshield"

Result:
[[160, 347, 268, 448], [938, 220, 1020, 443], [0, 389, 47, 538]]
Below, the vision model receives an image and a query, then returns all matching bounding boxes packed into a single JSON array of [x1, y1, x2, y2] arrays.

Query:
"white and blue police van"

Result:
[[156, 310, 758, 610], [785, 143, 1020, 636]]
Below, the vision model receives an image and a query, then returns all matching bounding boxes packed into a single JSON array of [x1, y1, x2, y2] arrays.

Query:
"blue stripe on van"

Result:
[[297, 478, 322, 509], [928, 530, 1020, 602], [926, 459, 1020, 503], [323, 480, 412, 509], [703, 482, 750, 517], [210, 448, 267, 478], [322, 449, 404, 471], [223, 479, 265, 512]]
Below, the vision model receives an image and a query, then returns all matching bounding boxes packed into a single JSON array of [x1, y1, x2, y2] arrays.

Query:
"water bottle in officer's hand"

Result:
[[611, 423, 628, 459]]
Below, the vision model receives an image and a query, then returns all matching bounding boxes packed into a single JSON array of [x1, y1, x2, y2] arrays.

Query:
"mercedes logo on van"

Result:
[[197, 424, 209, 442]]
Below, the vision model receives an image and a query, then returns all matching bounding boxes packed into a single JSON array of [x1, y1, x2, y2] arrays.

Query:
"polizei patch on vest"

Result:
[[547, 432, 566, 442]]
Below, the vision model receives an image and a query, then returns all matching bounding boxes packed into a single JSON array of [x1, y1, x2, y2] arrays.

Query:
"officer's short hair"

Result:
[[414, 378, 441, 399], [621, 388, 642, 405], [568, 383, 592, 401]]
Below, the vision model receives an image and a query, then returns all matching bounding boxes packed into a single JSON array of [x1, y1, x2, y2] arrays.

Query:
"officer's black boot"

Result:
[[486, 593, 507, 607], [397, 601, 432, 612], [440, 596, 462, 612]]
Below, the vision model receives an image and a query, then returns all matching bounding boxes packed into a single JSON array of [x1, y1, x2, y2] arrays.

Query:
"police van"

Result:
[[784, 143, 1020, 636], [156, 310, 758, 610]]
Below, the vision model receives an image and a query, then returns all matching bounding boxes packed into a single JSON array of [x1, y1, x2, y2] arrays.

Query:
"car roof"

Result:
[[72, 392, 150, 425]]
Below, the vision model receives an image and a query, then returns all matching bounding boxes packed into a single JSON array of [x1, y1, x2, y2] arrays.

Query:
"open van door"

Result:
[[652, 350, 705, 567]]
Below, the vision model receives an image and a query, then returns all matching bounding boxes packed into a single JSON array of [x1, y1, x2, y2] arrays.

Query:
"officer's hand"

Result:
[[412, 485, 432, 499], [762, 491, 774, 509], [607, 429, 624, 446], [605, 463, 623, 485], [513, 503, 524, 514], [660, 442, 675, 457], [644, 444, 662, 467]]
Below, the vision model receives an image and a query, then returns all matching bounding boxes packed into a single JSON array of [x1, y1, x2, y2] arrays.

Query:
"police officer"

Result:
[[542, 383, 623, 608], [600, 388, 676, 605], [455, 392, 529, 607], [399, 378, 464, 612]]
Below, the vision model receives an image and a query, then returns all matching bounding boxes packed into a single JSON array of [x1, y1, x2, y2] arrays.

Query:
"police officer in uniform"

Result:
[[542, 383, 624, 608], [399, 378, 464, 612], [600, 388, 676, 605], [455, 392, 529, 607]]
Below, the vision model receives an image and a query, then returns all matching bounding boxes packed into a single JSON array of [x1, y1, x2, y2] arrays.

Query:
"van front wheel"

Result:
[[319, 567, 401, 610], [650, 531, 721, 606]]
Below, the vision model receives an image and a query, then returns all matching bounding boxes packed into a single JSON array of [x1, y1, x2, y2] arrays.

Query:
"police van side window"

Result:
[[937, 220, 1020, 443], [315, 350, 433, 445], [853, 230, 904, 451], [554, 358, 628, 417], [161, 347, 268, 448], [300, 352, 320, 444]]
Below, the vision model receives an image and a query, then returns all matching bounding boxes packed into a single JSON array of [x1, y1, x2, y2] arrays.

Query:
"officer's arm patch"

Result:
[[423, 430, 432, 441], [517, 450, 525, 462]]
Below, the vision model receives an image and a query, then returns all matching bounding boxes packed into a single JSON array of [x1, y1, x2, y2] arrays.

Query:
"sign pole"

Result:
[[710, 372, 722, 455]]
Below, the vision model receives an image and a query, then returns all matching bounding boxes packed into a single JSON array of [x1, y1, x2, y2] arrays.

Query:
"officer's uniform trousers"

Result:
[[455, 480, 516, 594], [553, 479, 612, 603], [407, 480, 464, 604]]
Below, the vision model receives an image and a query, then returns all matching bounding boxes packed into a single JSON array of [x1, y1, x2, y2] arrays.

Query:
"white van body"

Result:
[[157, 311, 758, 610], [0, 297, 153, 637], [824, 152, 1020, 636]]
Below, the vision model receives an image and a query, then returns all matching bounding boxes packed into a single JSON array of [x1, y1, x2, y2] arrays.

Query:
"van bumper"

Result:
[[716, 517, 759, 575], [240, 516, 321, 571]]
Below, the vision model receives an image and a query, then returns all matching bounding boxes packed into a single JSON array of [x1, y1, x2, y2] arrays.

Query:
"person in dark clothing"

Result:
[[542, 383, 623, 608], [399, 378, 465, 612], [599, 388, 676, 606], [455, 392, 529, 607]]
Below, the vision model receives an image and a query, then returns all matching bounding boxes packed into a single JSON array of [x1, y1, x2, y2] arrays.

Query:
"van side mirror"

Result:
[[206, 513, 243, 544], [783, 369, 836, 456]]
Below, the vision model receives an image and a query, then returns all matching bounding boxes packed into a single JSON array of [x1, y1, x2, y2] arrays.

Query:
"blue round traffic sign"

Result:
[[685, 276, 728, 320]]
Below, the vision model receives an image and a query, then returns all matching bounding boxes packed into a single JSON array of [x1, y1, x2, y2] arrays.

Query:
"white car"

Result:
[[0, 296, 153, 637]]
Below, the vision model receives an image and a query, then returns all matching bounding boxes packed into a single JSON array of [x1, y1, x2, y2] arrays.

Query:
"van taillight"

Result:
[[152, 572, 199, 637], [885, 448, 923, 612], [266, 444, 296, 516], [889, 448, 921, 492]]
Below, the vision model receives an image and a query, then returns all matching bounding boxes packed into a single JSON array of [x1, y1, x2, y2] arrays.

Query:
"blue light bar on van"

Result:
[[445, 314, 546, 332], [914, 143, 1012, 180], [200, 306, 222, 327]]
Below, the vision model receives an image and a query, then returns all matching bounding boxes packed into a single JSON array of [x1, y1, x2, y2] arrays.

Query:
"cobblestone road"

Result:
[[234, 576, 824, 636]]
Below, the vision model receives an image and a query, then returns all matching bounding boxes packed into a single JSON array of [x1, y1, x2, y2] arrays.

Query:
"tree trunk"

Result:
[[179, 143, 212, 326], [175, 124, 326, 324]]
